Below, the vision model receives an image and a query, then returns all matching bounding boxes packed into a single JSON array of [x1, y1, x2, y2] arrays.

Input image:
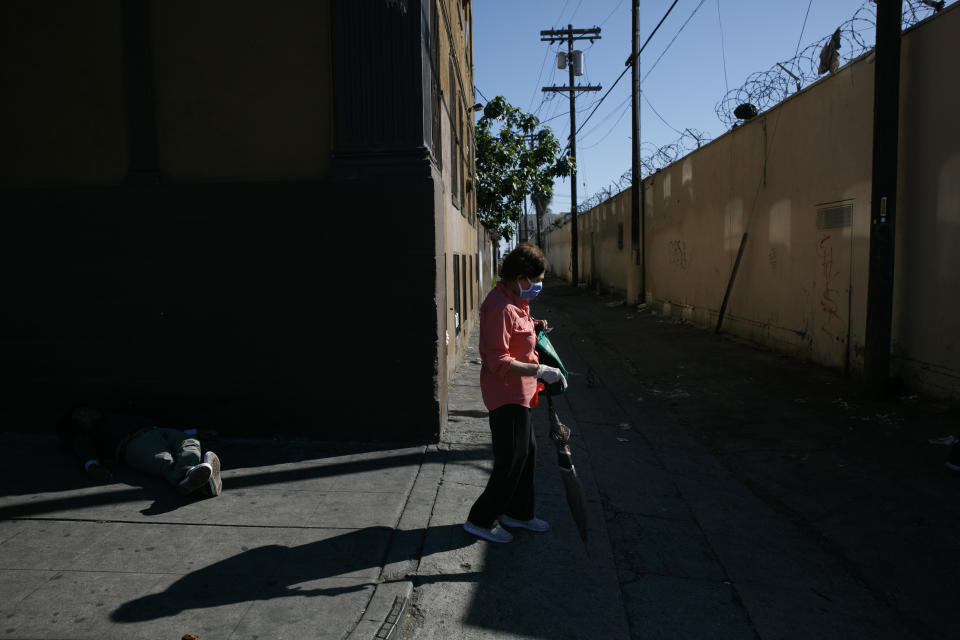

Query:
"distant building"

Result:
[[0, 0, 490, 441]]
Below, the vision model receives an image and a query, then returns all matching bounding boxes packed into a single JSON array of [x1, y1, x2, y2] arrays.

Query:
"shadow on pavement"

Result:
[[0, 440, 488, 519], [2, 434, 440, 498], [111, 524, 471, 623]]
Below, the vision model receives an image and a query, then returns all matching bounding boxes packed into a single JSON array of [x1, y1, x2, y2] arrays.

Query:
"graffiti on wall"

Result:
[[817, 233, 843, 338], [668, 239, 688, 270]]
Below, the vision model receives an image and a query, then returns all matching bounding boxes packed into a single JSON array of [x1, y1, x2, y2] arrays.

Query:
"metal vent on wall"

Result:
[[817, 204, 852, 230]]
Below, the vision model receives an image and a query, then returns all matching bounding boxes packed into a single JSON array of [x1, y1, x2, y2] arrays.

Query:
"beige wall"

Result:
[[0, 1, 334, 186], [583, 190, 631, 294], [543, 5, 960, 398], [0, 1, 128, 186], [153, 0, 333, 182], [893, 7, 960, 396], [544, 216, 571, 281], [438, 0, 480, 379], [639, 52, 874, 370], [544, 190, 632, 295]]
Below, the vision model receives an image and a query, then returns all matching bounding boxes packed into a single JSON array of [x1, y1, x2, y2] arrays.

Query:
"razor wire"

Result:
[[715, 0, 950, 127], [576, 127, 711, 213], [571, 0, 949, 217]]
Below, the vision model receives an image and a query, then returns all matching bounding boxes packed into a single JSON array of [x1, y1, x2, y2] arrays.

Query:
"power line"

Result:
[[529, 42, 560, 112], [795, 0, 815, 57], [642, 0, 710, 84], [581, 95, 633, 149], [541, 109, 570, 124], [716, 0, 730, 94], [642, 92, 684, 135], [542, 91, 606, 125], [568, 0, 586, 23], [554, 0, 572, 26], [537, 49, 565, 117], [581, 92, 632, 141], [599, 0, 627, 27], [567, 0, 680, 148]]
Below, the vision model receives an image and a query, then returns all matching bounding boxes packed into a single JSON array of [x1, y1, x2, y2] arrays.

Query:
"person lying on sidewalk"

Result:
[[58, 405, 222, 497]]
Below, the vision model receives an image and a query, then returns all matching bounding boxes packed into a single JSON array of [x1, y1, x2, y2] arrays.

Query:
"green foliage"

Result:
[[475, 96, 572, 240]]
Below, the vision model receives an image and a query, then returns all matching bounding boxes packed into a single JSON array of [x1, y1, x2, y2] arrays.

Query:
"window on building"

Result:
[[469, 139, 476, 224], [453, 253, 461, 335], [461, 254, 467, 322], [464, 1, 472, 71], [457, 92, 467, 216], [449, 58, 460, 209], [429, 1, 441, 166]]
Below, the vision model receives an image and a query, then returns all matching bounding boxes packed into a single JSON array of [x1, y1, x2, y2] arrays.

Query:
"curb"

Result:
[[347, 445, 444, 639], [346, 582, 412, 640]]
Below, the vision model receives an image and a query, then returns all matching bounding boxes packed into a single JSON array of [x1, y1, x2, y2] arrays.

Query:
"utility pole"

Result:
[[522, 194, 529, 243], [630, 0, 645, 303], [533, 195, 545, 248], [864, 0, 902, 396], [520, 133, 537, 247], [541, 25, 601, 285]]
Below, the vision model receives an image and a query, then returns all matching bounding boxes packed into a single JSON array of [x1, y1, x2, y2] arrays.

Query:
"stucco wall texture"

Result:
[[543, 5, 960, 399]]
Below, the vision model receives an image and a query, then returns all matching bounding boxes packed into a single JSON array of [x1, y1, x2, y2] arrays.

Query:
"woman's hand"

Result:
[[533, 318, 549, 331], [536, 364, 568, 390]]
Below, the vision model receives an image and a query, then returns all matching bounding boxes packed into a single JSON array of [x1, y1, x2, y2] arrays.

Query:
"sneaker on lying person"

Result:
[[200, 451, 222, 497], [176, 462, 213, 495], [498, 514, 551, 532]]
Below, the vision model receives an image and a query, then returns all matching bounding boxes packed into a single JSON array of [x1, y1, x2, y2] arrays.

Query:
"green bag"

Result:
[[535, 327, 568, 396]]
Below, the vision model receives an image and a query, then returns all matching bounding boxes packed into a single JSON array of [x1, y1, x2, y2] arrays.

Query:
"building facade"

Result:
[[0, 0, 481, 441]]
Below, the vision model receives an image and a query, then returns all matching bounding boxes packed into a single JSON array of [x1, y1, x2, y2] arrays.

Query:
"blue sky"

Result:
[[472, 0, 883, 219]]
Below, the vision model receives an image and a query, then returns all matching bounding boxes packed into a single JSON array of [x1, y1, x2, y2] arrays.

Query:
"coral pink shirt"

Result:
[[479, 282, 540, 410]]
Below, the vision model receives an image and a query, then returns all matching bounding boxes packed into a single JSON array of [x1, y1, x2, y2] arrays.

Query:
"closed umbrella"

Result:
[[536, 327, 588, 544]]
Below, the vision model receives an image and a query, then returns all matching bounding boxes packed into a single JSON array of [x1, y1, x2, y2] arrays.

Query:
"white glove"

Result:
[[536, 364, 568, 390]]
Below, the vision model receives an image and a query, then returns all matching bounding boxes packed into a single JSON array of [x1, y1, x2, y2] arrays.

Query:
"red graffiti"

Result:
[[818, 234, 842, 337]]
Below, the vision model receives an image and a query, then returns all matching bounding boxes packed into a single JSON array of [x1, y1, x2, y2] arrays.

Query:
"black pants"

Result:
[[467, 404, 536, 528]]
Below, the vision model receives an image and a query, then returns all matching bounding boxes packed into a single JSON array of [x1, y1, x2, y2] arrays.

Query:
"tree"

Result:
[[475, 96, 572, 242]]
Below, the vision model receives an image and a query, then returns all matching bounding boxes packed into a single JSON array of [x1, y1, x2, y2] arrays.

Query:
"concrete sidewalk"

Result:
[[4, 278, 957, 639], [532, 278, 960, 639], [0, 434, 433, 640], [396, 334, 629, 640], [0, 322, 628, 640]]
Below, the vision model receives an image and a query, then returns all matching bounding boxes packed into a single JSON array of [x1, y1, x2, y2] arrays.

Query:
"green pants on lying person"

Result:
[[59, 405, 223, 496]]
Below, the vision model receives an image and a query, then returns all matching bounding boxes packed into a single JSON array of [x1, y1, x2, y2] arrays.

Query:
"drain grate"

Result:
[[375, 595, 407, 639]]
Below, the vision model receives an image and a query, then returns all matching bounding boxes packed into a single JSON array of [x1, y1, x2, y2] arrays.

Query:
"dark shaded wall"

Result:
[[0, 1, 445, 440]]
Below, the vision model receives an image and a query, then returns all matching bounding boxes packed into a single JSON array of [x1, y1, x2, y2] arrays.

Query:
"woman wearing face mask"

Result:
[[464, 242, 567, 543]]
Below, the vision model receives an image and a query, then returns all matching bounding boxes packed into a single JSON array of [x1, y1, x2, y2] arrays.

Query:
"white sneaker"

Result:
[[176, 462, 212, 494], [498, 514, 551, 532], [463, 520, 514, 543], [201, 451, 222, 497]]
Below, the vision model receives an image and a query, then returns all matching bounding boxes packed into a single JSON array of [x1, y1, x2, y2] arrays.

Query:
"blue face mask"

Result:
[[519, 277, 543, 300]]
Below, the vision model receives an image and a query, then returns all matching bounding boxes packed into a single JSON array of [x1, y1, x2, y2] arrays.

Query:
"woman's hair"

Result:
[[500, 242, 549, 282]]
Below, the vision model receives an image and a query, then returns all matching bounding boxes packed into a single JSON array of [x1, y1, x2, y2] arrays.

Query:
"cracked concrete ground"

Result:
[[1, 276, 956, 639], [402, 277, 958, 640]]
